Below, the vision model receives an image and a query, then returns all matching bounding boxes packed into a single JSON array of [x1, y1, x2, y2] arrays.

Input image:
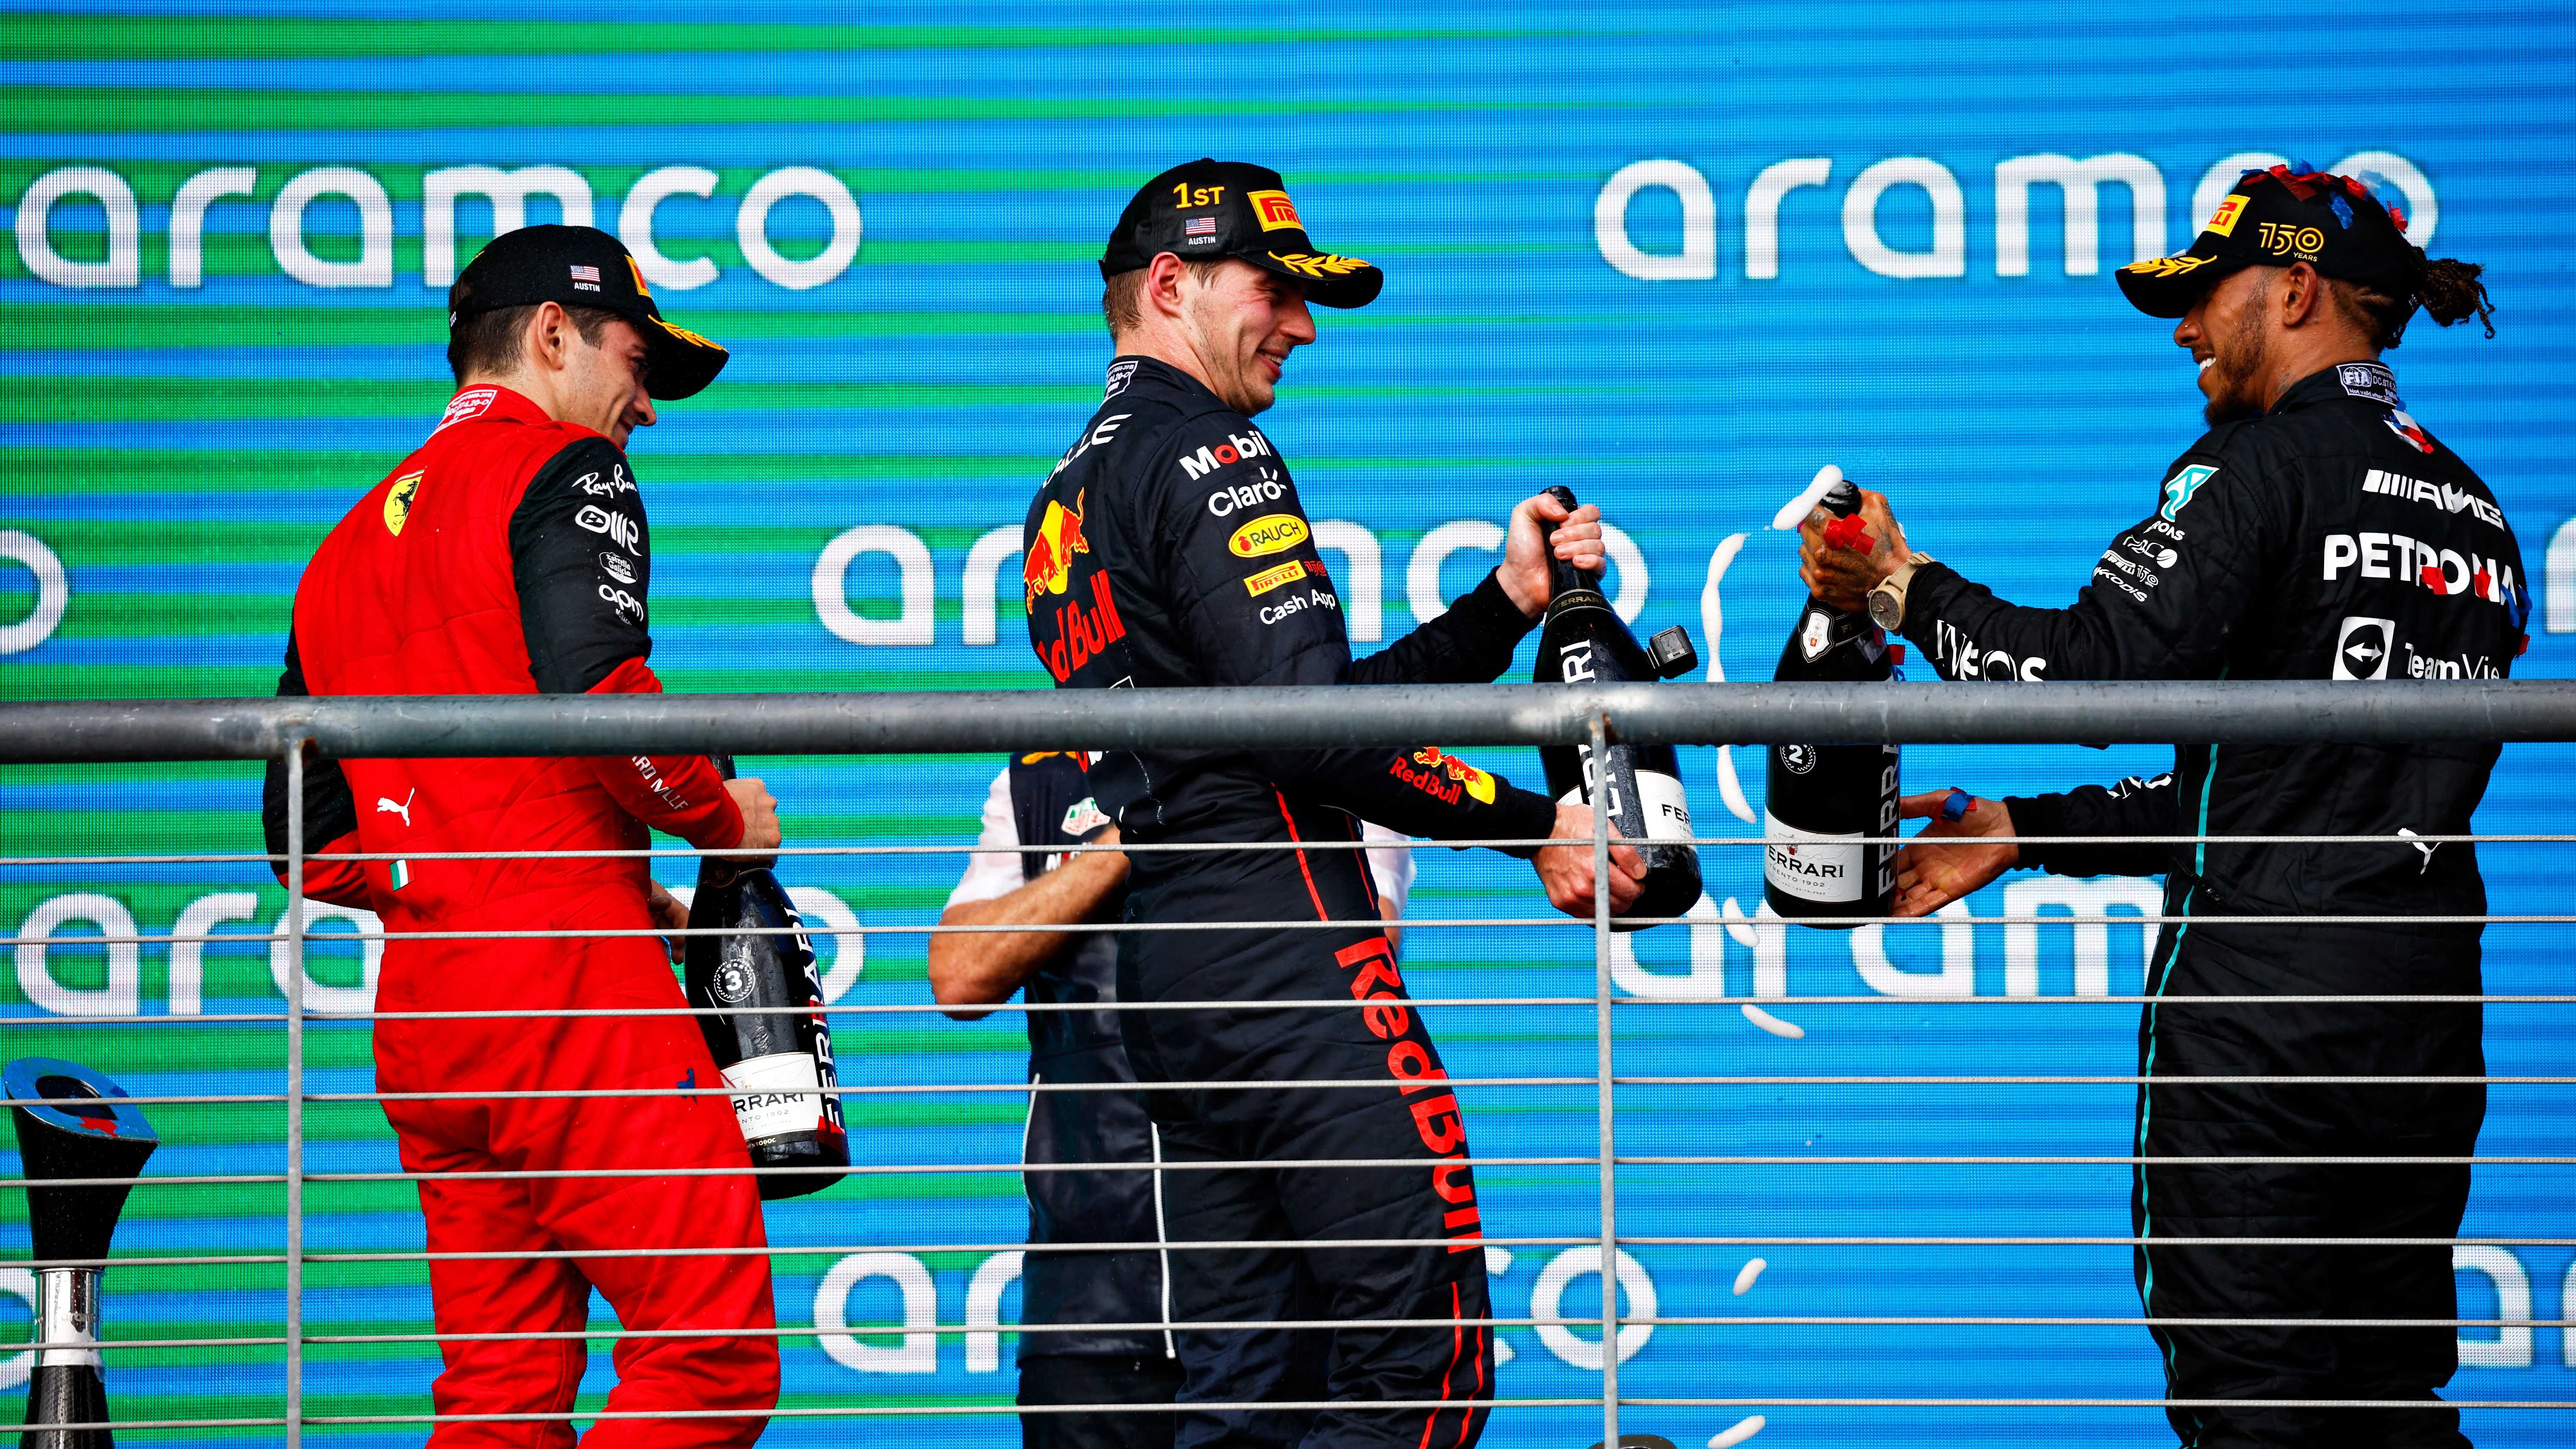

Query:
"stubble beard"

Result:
[[2200, 298, 2271, 427]]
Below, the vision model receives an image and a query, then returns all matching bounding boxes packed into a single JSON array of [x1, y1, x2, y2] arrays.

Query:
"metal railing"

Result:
[[5, 680, 2576, 1445]]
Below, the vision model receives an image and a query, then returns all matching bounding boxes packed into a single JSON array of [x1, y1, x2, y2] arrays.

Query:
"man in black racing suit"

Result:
[[1024, 158, 1643, 1449], [1802, 165, 2524, 1447]]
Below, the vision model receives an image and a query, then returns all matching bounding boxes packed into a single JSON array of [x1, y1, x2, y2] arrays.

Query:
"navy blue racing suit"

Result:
[[1024, 356, 1557, 1449]]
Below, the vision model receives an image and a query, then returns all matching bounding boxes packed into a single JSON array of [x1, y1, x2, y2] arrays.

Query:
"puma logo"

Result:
[[2397, 826, 2436, 875], [376, 789, 415, 829]]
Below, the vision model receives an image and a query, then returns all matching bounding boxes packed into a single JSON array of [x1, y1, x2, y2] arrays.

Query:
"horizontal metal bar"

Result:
[[30, 1231, 2576, 1274], [13, 830, 2568, 870], [40, 1399, 2576, 1433], [20, 1151, 2576, 1193], [33, 1311, 2569, 1357], [12, 680, 2576, 762], [17, 1069, 2560, 1113], [30, 909, 2574, 954], [12, 992, 2571, 1031]]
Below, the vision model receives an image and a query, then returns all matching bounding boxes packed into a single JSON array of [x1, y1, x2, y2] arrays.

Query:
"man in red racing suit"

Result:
[[260, 226, 782, 1447]]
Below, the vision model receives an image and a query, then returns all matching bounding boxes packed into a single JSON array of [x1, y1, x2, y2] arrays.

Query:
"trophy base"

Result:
[[22, 1361, 110, 1449]]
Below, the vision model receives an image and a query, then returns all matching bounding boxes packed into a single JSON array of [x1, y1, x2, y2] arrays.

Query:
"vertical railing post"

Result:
[[283, 739, 307, 1448], [1588, 712, 1617, 1448]]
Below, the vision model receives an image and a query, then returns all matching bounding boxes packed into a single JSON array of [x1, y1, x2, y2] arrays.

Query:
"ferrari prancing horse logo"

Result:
[[384, 471, 423, 536]]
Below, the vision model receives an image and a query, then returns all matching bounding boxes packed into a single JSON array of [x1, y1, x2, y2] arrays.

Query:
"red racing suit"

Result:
[[262, 384, 776, 1447]]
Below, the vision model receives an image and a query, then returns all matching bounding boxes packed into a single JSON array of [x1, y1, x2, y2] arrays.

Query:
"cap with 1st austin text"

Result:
[[1102, 159, 1385, 309], [448, 225, 731, 401]]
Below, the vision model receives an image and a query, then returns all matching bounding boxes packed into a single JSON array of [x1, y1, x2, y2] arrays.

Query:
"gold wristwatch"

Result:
[[1865, 553, 1934, 632]]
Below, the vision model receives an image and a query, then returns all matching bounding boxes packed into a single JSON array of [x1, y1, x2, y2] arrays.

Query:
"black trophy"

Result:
[[6, 1057, 159, 1448]]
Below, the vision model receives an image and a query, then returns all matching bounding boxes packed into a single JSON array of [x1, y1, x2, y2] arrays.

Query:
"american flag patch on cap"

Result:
[[569, 264, 601, 282], [1185, 216, 1218, 237]]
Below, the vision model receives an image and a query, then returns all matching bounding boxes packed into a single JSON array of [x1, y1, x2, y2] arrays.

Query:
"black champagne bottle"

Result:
[[1530, 486, 1705, 928], [684, 757, 848, 1200], [1765, 479, 1901, 926]]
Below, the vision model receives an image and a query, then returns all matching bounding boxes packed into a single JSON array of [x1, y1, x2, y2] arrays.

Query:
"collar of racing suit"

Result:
[[2264, 360, 2397, 418]]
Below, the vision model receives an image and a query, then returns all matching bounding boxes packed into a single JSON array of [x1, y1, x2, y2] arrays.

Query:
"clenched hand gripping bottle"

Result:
[[1765, 478, 1901, 926], [685, 757, 848, 1200], [1530, 486, 1705, 929]]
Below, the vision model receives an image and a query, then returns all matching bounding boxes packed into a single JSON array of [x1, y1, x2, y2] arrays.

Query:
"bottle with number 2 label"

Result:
[[1765, 479, 1900, 927]]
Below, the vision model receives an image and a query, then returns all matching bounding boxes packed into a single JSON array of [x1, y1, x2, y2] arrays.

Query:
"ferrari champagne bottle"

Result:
[[685, 758, 848, 1200], [1765, 479, 1901, 926], [1531, 486, 1705, 928]]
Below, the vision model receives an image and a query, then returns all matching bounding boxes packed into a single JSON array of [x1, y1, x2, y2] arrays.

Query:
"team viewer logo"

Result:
[[1248, 189, 1303, 232], [2333, 616, 2395, 680]]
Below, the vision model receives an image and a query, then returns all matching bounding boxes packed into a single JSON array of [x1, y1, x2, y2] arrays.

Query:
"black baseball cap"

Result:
[[1100, 159, 1384, 309], [2117, 164, 2423, 319], [448, 224, 730, 400]]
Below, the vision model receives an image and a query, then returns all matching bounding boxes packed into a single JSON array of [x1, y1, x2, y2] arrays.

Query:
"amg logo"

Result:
[[2361, 469, 2506, 529]]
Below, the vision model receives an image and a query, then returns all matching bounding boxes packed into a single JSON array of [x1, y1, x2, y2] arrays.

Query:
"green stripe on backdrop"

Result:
[[0, 16, 1568, 60], [0, 377, 1617, 423], [0, 162, 1591, 204], [0, 308, 1606, 353], [2, 88, 1599, 133]]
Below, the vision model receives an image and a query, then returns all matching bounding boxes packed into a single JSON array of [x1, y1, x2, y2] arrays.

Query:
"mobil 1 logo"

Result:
[[2333, 616, 2394, 680]]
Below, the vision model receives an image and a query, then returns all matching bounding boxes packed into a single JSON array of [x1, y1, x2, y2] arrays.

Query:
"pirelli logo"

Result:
[[1243, 559, 1306, 597]]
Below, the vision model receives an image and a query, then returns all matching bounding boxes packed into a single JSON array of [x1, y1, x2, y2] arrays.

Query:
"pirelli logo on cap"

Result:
[[2204, 192, 2251, 238], [1248, 189, 1304, 233], [1243, 559, 1307, 597]]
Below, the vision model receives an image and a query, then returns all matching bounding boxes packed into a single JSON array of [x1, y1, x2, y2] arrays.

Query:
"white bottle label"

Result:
[[723, 1050, 822, 1144], [1635, 769, 1695, 842], [1763, 811, 1862, 902]]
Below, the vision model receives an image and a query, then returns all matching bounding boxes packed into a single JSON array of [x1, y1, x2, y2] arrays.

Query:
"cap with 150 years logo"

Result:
[[448, 224, 730, 400], [1100, 158, 1384, 309], [2117, 164, 2422, 319]]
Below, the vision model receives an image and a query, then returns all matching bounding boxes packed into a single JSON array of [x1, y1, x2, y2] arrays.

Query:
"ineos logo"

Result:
[[1778, 744, 1817, 776]]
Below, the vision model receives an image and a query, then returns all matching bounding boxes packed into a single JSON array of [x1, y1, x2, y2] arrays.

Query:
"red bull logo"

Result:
[[1335, 935, 1480, 1250], [1023, 490, 1092, 607], [1409, 746, 1498, 805]]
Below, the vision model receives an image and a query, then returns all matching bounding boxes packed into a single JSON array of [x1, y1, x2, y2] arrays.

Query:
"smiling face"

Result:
[[2175, 266, 2279, 426], [558, 315, 658, 447], [1178, 258, 1316, 416]]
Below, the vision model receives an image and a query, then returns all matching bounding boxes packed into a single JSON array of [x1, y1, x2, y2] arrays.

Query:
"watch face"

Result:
[[1866, 587, 1902, 631]]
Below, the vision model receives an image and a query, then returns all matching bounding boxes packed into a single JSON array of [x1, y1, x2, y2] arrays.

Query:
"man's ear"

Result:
[[524, 299, 574, 372], [1142, 252, 1192, 322], [2278, 262, 2326, 328]]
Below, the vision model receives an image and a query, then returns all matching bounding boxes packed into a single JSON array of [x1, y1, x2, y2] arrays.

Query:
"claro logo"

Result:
[[1594, 149, 2435, 281], [13, 164, 862, 292]]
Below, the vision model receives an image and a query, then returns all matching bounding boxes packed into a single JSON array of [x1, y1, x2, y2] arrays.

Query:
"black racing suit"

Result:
[[1025, 356, 1556, 1449], [1003, 750, 1183, 1449], [1897, 362, 2532, 1448]]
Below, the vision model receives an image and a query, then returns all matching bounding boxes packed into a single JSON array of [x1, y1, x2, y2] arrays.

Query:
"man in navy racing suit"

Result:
[[1025, 158, 1645, 1449], [1801, 165, 2523, 1446]]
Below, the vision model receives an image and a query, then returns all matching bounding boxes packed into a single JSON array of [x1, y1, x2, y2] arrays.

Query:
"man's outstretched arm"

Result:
[[930, 826, 1130, 1022]]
